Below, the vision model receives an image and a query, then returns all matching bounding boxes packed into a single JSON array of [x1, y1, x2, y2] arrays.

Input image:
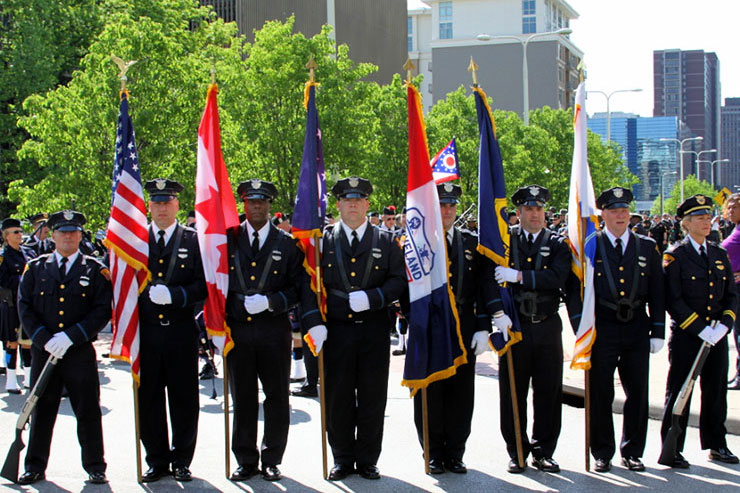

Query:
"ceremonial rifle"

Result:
[[658, 338, 713, 466], [1, 356, 58, 483]]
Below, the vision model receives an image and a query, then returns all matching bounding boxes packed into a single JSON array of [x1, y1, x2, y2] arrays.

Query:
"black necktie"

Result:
[[615, 238, 623, 263], [700, 244, 708, 265], [251, 231, 260, 256], [60, 256, 68, 274], [447, 232, 453, 250], [351, 231, 359, 254], [157, 230, 165, 250], [527, 233, 534, 249]]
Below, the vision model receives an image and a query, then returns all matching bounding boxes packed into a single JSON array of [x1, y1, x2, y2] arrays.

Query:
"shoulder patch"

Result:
[[0, 255, 3, 266], [100, 268, 111, 281], [663, 253, 675, 268]]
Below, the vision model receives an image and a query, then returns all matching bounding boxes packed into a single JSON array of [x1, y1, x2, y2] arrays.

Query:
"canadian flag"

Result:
[[195, 84, 239, 355]]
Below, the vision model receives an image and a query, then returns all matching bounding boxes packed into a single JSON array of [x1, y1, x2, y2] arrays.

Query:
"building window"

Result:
[[522, 0, 536, 34], [408, 16, 413, 51], [439, 1, 452, 39]]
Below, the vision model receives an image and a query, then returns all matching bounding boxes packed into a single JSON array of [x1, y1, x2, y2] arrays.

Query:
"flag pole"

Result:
[[306, 56, 329, 480], [111, 54, 144, 483], [422, 387, 431, 474], [133, 381, 143, 483]]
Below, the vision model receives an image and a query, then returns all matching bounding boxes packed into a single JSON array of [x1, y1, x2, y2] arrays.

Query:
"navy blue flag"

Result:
[[473, 87, 521, 355]]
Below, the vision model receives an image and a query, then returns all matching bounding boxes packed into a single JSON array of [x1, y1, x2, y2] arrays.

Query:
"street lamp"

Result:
[[660, 136, 703, 203], [661, 171, 677, 215], [680, 149, 716, 183], [587, 89, 642, 142], [476, 28, 572, 125], [702, 158, 730, 189]]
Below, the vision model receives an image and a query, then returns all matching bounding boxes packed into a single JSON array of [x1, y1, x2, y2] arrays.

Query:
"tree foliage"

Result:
[[650, 175, 717, 215]]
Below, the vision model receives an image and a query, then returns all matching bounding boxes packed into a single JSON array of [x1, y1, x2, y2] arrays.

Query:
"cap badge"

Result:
[[349, 177, 359, 188], [155, 179, 166, 190], [697, 195, 706, 205], [252, 180, 261, 189], [529, 186, 539, 196], [614, 188, 624, 198], [444, 183, 454, 192], [63, 211, 74, 221]]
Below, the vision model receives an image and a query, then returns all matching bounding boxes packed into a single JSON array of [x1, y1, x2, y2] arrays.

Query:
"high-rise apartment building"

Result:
[[653, 49, 721, 171], [408, 0, 582, 113], [201, 0, 407, 83], [721, 97, 740, 190]]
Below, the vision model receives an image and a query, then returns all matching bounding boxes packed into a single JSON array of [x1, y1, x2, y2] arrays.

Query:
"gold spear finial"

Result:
[[577, 58, 587, 82], [306, 55, 318, 83], [111, 55, 138, 92], [403, 57, 415, 84], [468, 56, 479, 87]]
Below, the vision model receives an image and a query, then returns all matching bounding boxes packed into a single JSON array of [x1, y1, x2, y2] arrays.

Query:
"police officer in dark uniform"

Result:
[[138, 179, 207, 482], [585, 187, 665, 472], [301, 176, 406, 481], [23, 213, 54, 256], [226, 179, 303, 482], [16, 210, 111, 485], [493, 185, 571, 474], [661, 194, 738, 467], [1, 218, 36, 393], [412, 183, 501, 475]]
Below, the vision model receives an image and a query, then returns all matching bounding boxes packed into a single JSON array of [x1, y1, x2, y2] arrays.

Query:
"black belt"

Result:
[[597, 297, 644, 322], [518, 313, 549, 324]]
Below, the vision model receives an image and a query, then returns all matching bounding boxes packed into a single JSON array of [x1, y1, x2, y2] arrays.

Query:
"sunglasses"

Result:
[[8, 229, 23, 234]]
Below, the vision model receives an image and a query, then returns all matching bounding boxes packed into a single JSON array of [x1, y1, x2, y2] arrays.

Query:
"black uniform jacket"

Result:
[[18, 253, 112, 348], [225, 222, 303, 329], [301, 223, 406, 328], [664, 238, 737, 335], [139, 224, 206, 331]]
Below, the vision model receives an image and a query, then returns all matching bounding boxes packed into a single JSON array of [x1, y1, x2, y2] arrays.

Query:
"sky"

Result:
[[566, 0, 739, 117]]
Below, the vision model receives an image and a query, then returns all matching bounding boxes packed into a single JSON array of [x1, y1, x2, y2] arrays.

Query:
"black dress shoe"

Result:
[[230, 464, 259, 481], [18, 471, 44, 485], [262, 465, 281, 481], [445, 458, 467, 474], [428, 458, 445, 474], [709, 448, 740, 464], [142, 466, 170, 482], [357, 464, 380, 480], [392, 348, 406, 356], [532, 457, 560, 472], [622, 456, 645, 471], [6, 388, 21, 395], [671, 453, 690, 469], [728, 378, 740, 390], [88, 471, 107, 484], [173, 466, 192, 481], [507, 458, 527, 474], [328, 463, 354, 481], [594, 458, 611, 473], [291, 385, 318, 397]]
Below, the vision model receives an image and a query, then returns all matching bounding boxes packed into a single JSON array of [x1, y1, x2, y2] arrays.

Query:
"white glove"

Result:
[[308, 325, 328, 354], [649, 338, 664, 354], [492, 311, 513, 332], [470, 330, 491, 356], [149, 284, 172, 305], [711, 323, 730, 345], [45, 332, 73, 359], [243, 294, 270, 314], [495, 266, 520, 284], [349, 290, 370, 312], [698, 325, 715, 345], [212, 335, 226, 355]]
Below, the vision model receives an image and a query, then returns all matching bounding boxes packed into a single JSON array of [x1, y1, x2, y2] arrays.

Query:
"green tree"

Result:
[[651, 175, 716, 215], [0, 0, 103, 218]]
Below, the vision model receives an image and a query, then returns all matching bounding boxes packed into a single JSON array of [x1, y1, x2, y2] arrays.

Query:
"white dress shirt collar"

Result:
[[687, 235, 708, 255], [604, 227, 630, 253], [54, 250, 80, 274], [245, 221, 271, 250], [520, 227, 543, 243], [151, 221, 178, 246], [340, 220, 369, 243]]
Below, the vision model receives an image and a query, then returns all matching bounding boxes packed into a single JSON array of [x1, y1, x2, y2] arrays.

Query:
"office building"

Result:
[[201, 0, 407, 83], [721, 97, 740, 190], [408, 0, 583, 113]]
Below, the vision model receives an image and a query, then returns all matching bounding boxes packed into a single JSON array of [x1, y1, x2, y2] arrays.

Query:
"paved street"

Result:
[[1, 328, 740, 492]]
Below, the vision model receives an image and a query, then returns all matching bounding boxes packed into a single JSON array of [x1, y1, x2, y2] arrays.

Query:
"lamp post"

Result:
[[588, 89, 642, 142], [660, 136, 703, 203], [476, 28, 572, 125], [705, 158, 730, 189], [661, 171, 677, 215], [680, 149, 716, 183]]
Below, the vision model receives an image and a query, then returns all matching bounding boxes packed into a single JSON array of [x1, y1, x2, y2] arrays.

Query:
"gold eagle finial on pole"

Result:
[[111, 55, 138, 91], [403, 57, 415, 84], [306, 55, 318, 83], [468, 56, 479, 87]]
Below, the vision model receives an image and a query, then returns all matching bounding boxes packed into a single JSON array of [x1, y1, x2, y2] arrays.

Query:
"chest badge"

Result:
[[272, 250, 282, 261], [177, 247, 188, 259], [79, 276, 90, 287], [540, 246, 551, 257], [464, 249, 473, 261], [638, 255, 647, 268], [372, 247, 382, 259]]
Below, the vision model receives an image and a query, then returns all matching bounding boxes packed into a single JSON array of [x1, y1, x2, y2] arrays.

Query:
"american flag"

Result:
[[430, 138, 460, 184], [105, 91, 150, 383]]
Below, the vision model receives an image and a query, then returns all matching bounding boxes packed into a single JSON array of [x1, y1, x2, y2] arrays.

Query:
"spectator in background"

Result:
[[721, 193, 740, 390]]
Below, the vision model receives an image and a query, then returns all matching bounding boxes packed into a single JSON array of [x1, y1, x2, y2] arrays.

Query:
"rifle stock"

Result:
[[658, 341, 712, 466], [0, 356, 58, 483]]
